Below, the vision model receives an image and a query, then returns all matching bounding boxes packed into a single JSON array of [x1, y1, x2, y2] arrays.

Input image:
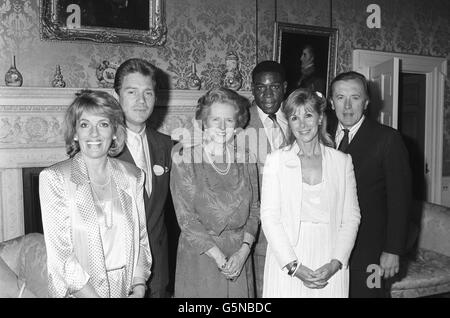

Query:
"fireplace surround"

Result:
[[0, 86, 252, 241]]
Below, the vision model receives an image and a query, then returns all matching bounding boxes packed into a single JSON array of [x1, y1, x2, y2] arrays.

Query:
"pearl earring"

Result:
[[74, 136, 78, 141]]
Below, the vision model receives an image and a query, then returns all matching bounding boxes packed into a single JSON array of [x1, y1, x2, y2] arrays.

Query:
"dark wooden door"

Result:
[[398, 73, 426, 200]]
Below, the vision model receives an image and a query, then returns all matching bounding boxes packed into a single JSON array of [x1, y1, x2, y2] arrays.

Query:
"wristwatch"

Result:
[[283, 260, 298, 275]]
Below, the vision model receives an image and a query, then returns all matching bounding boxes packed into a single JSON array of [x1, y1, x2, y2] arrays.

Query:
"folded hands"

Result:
[[292, 259, 342, 289], [219, 246, 250, 281]]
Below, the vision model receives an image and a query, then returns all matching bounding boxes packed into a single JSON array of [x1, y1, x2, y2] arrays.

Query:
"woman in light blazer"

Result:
[[261, 88, 360, 297], [40, 90, 152, 298]]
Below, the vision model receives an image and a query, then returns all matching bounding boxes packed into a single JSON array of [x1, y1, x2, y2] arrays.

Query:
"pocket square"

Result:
[[153, 165, 167, 176]]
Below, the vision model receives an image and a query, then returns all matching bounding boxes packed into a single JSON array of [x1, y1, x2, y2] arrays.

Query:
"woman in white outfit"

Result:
[[261, 88, 360, 297]]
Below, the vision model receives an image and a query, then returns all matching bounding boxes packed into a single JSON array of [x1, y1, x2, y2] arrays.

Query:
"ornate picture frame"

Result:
[[273, 22, 338, 96], [40, 0, 167, 46]]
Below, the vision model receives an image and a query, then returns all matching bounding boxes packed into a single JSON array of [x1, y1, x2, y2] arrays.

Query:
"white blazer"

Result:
[[40, 153, 152, 297], [260, 143, 361, 269]]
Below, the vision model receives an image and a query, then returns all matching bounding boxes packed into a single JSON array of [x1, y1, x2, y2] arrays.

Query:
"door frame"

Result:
[[353, 49, 447, 204]]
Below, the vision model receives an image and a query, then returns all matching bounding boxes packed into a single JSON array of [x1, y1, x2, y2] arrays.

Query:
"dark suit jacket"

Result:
[[117, 126, 173, 297], [244, 104, 287, 258], [245, 105, 273, 190], [333, 118, 412, 270]]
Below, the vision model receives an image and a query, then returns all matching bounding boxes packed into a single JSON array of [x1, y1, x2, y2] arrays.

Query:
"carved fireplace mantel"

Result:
[[0, 86, 252, 241]]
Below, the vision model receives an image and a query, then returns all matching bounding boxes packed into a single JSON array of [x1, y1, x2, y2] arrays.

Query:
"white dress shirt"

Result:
[[126, 127, 152, 196], [257, 105, 288, 150], [334, 115, 365, 149]]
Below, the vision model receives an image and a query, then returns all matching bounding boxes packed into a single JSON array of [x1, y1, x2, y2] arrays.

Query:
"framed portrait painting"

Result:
[[273, 22, 338, 96], [40, 0, 167, 46]]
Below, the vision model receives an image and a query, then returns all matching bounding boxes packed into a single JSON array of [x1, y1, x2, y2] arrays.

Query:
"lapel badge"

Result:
[[153, 165, 164, 176], [153, 164, 168, 176]]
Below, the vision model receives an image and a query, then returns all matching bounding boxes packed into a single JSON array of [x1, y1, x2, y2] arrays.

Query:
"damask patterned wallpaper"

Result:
[[329, 0, 450, 175], [0, 0, 449, 173], [273, 0, 450, 173], [0, 0, 258, 90], [334, 0, 449, 176]]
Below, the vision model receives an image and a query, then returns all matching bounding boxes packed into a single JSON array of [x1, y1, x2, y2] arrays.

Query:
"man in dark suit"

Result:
[[114, 58, 173, 298], [242, 61, 288, 297], [329, 71, 412, 297]]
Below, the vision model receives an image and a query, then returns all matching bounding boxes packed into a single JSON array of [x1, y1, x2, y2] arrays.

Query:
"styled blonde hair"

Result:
[[282, 88, 334, 147], [64, 90, 126, 158]]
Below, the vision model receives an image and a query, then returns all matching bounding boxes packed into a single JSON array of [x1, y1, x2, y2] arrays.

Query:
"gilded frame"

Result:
[[273, 22, 338, 95], [40, 0, 167, 46]]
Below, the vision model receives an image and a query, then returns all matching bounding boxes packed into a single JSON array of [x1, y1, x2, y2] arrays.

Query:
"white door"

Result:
[[368, 58, 400, 129], [353, 49, 447, 205]]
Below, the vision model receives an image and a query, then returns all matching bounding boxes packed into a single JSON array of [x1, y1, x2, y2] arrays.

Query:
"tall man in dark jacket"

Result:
[[244, 61, 289, 297], [329, 71, 412, 297], [115, 58, 173, 298]]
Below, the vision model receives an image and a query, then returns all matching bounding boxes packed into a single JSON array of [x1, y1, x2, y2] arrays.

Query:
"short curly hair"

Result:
[[251, 60, 286, 83], [195, 87, 249, 129], [64, 90, 126, 158]]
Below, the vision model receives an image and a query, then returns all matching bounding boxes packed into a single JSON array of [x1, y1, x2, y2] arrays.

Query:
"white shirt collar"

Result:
[[335, 115, 365, 145], [127, 126, 145, 142], [255, 102, 288, 126], [127, 126, 146, 137], [126, 126, 147, 154]]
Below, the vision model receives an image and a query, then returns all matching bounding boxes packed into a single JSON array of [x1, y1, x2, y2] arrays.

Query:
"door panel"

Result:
[[353, 49, 446, 204], [368, 58, 400, 129], [399, 73, 426, 200]]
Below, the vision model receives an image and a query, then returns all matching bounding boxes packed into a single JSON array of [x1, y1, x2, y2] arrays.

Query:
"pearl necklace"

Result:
[[203, 145, 232, 176], [90, 174, 114, 229], [90, 174, 111, 187]]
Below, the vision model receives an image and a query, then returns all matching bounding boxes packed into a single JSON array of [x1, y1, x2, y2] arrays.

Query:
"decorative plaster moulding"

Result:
[[0, 86, 252, 240], [0, 86, 253, 168]]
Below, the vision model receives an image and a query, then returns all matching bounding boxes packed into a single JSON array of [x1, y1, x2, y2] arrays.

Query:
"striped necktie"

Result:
[[268, 113, 286, 150], [338, 129, 350, 153]]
